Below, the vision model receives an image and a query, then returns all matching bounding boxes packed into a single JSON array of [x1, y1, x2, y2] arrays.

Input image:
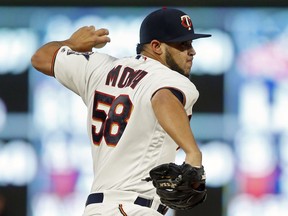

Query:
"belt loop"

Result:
[[134, 196, 153, 207]]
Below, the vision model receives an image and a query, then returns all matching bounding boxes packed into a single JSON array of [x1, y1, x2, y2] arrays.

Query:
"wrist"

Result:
[[185, 151, 202, 167], [58, 40, 75, 49], [56, 40, 82, 51]]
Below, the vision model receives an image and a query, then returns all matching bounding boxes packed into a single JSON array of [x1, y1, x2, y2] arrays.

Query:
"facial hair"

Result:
[[165, 49, 188, 77]]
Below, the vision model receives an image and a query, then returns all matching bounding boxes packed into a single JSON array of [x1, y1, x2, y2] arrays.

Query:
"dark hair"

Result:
[[136, 43, 146, 54]]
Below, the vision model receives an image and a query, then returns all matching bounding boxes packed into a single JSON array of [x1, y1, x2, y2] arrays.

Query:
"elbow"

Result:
[[31, 52, 40, 71], [30, 51, 53, 76]]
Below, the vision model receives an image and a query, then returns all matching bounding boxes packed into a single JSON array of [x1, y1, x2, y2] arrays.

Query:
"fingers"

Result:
[[95, 28, 109, 37], [86, 26, 111, 43], [95, 30, 111, 47], [69, 26, 111, 51], [84, 26, 109, 36]]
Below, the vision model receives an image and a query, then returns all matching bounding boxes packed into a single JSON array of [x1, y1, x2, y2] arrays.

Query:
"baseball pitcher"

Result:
[[31, 8, 211, 216]]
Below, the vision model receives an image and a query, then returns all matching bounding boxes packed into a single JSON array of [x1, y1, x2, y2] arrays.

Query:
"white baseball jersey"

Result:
[[54, 46, 199, 198]]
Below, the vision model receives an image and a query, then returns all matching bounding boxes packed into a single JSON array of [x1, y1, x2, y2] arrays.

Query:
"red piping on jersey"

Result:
[[51, 47, 61, 77], [118, 204, 128, 216]]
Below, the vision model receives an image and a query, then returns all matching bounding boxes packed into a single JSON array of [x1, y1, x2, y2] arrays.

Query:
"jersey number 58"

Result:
[[91, 91, 133, 147]]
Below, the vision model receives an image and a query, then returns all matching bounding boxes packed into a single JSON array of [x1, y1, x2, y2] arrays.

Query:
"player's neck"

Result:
[[141, 50, 168, 68]]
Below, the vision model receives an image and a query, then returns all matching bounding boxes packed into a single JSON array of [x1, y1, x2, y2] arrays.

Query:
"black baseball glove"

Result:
[[143, 163, 207, 210]]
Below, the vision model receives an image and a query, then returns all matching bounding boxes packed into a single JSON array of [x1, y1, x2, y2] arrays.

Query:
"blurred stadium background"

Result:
[[0, 1, 288, 215]]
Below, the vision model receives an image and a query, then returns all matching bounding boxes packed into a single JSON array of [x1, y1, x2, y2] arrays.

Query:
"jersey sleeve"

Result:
[[148, 75, 199, 116], [53, 46, 116, 104]]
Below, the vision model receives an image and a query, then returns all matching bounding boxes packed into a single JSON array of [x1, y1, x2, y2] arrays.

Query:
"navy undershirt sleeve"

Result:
[[168, 88, 184, 105]]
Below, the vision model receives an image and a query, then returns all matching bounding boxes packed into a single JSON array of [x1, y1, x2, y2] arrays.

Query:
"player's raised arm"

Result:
[[31, 26, 110, 76], [151, 88, 202, 167]]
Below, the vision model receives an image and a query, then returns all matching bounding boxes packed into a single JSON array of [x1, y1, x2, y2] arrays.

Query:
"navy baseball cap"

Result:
[[139, 8, 211, 44]]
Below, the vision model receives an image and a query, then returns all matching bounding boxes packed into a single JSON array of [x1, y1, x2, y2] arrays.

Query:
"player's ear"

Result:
[[150, 40, 163, 55]]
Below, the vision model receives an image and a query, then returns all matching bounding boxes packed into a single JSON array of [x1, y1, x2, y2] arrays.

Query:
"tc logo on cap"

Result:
[[181, 15, 192, 30]]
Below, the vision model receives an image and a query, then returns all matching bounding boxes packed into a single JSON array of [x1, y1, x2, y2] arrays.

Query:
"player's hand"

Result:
[[65, 26, 111, 52]]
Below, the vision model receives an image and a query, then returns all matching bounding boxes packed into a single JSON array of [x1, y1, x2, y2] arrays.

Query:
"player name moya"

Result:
[[105, 65, 148, 89]]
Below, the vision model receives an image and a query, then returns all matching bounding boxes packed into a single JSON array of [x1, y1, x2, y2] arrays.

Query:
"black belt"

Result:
[[85, 193, 168, 215]]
